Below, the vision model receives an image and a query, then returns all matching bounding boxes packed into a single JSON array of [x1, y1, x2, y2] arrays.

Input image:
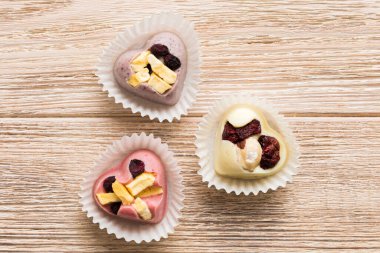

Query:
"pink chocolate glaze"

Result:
[[93, 149, 167, 224], [113, 32, 187, 105]]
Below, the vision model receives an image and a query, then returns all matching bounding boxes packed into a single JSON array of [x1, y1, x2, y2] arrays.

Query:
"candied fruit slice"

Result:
[[103, 176, 116, 193], [164, 54, 181, 71], [129, 159, 145, 178], [258, 135, 280, 169], [150, 44, 169, 57]]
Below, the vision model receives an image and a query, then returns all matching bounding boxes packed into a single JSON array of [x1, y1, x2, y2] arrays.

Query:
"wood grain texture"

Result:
[[1, 0, 380, 117], [0, 0, 379, 252], [1, 117, 380, 252]]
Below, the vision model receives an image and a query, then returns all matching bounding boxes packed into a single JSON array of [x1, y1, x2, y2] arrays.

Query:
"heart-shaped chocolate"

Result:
[[113, 32, 187, 105], [214, 104, 288, 179], [93, 149, 167, 224]]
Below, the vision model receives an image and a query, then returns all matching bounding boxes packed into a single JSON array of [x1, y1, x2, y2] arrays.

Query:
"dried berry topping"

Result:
[[235, 119, 261, 140], [222, 119, 262, 146], [164, 54, 181, 71], [147, 64, 153, 74], [103, 176, 116, 193], [222, 122, 240, 144], [258, 135, 280, 169], [110, 202, 121, 215], [150, 44, 169, 57], [129, 159, 145, 178], [258, 135, 280, 150]]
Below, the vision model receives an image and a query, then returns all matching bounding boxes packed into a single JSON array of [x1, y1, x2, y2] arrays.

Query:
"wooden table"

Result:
[[1, 1, 379, 252]]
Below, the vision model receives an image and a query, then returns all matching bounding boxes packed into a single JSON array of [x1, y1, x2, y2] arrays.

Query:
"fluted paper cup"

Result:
[[96, 12, 201, 122], [79, 133, 184, 243], [195, 94, 300, 195]]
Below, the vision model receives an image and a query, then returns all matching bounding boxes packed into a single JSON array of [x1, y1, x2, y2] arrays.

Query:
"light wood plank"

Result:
[[0, 0, 379, 117], [1, 0, 380, 252], [0, 117, 379, 252]]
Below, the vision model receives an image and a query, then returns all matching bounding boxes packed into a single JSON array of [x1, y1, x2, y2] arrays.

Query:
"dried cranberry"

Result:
[[129, 159, 145, 178], [258, 135, 280, 169], [222, 122, 239, 144], [147, 64, 152, 74], [150, 44, 169, 57], [164, 54, 181, 71], [110, 202, 121, 215], [260, 150, 280, 169], [103, 176, 116, 193], [235, 119, 261, 140], [258, 135, 280, 150], [222, 119, 261, 145]]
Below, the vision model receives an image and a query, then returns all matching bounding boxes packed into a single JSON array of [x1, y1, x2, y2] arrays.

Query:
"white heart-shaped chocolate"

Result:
[[113, 32, 187, 105], [214, 104, 288, 179]]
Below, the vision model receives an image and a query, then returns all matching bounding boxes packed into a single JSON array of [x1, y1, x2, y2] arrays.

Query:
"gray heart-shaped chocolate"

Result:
[[113, 32, 187, 105]]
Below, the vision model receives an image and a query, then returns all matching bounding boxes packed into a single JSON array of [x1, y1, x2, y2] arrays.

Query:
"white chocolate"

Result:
[[227, 107, 259, 128], [214, 104, 288, 179]]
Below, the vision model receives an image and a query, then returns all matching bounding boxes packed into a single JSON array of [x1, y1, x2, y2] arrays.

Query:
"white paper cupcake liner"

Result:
[[96, 12, 201, 122], [79, 133, 184, 243], [195, 94, 300, 195]]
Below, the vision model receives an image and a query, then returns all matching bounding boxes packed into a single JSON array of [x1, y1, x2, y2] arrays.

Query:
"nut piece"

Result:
[[238, 137, 262, 171], [126, 172, 156, 196], [132, 197, 152, 220], [112, 180, 134, 205], [137, 186, 163, 198], [148, 73, 172, 94], [96, 193, 121, 205]]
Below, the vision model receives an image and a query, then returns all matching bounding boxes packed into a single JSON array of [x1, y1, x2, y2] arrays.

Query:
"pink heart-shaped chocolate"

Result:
[[113, 32, 187, 105], [93, 149, 167, 224]]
